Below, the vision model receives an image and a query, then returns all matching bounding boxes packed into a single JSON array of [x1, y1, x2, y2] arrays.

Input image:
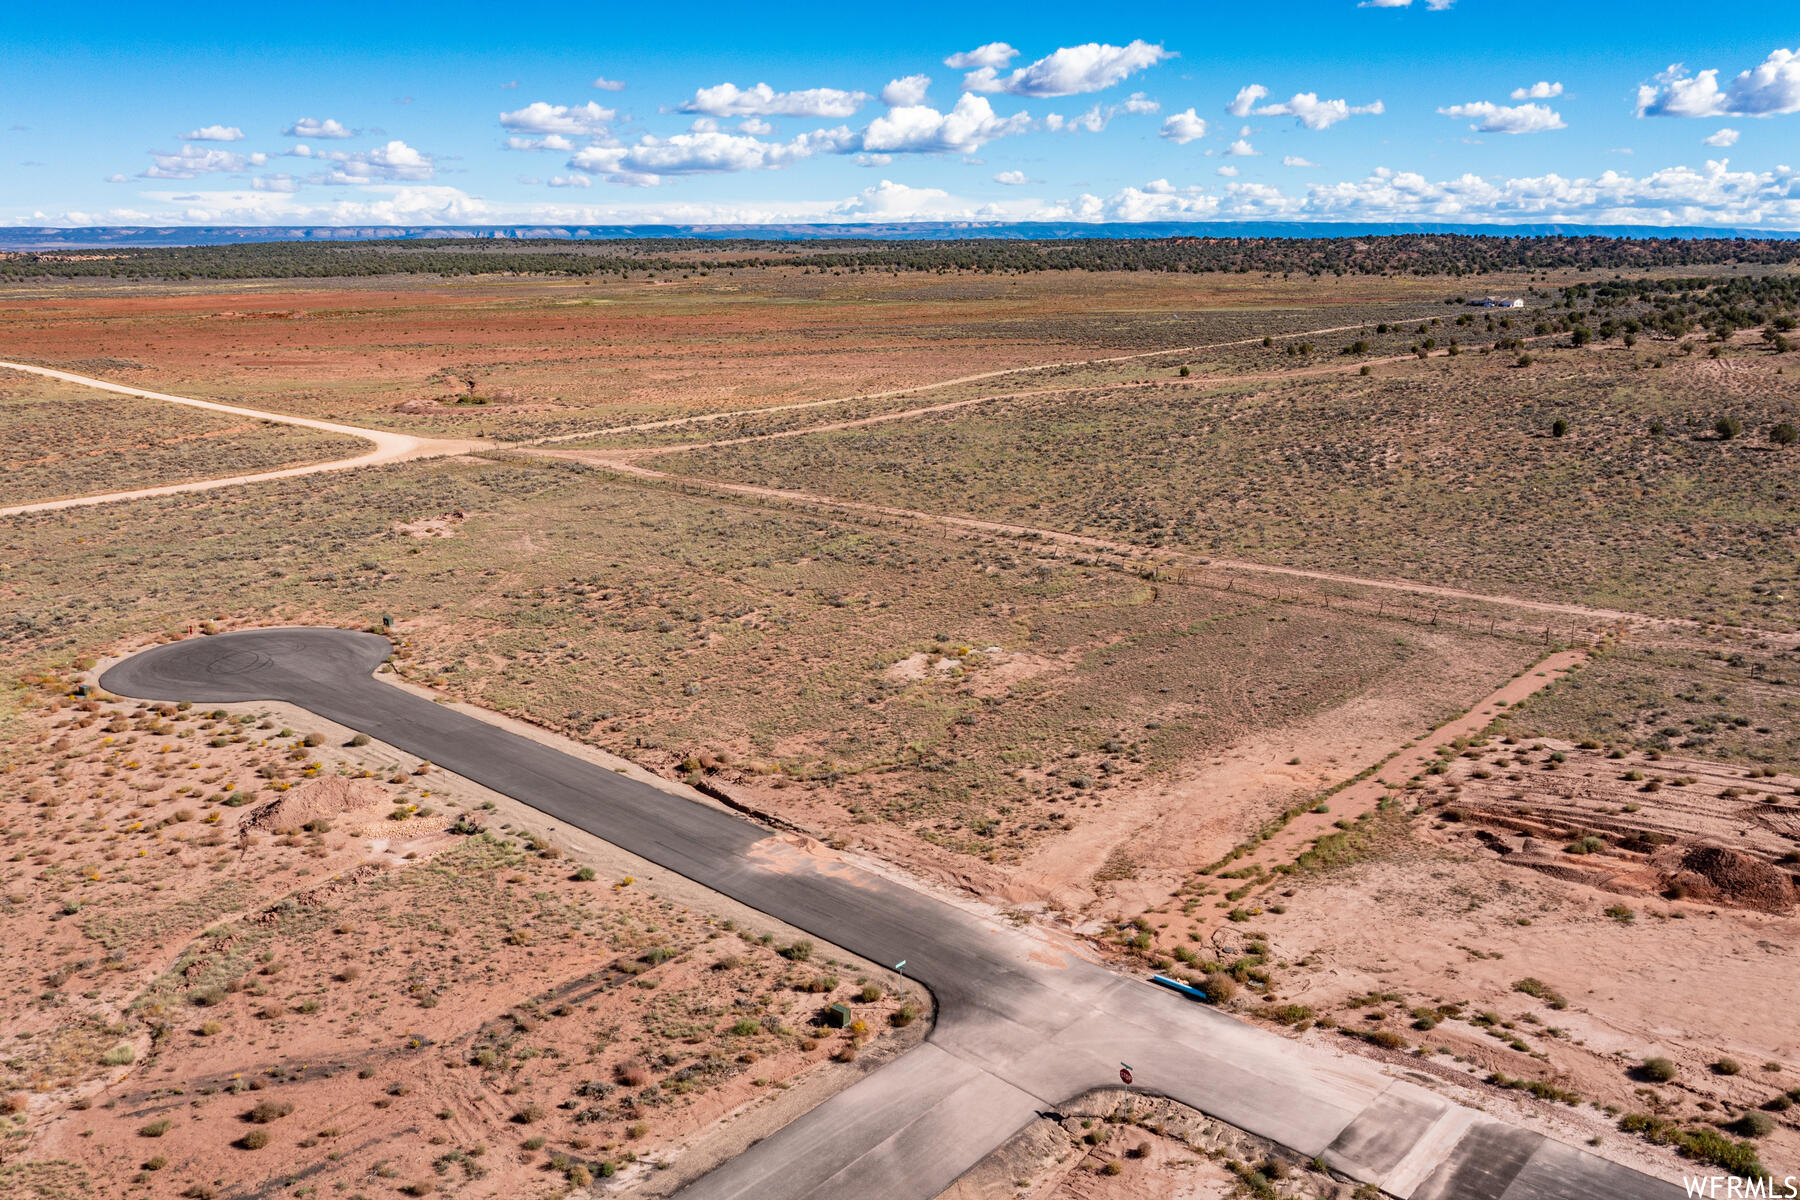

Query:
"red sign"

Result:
[[1119, 1067, 1133, 1085]]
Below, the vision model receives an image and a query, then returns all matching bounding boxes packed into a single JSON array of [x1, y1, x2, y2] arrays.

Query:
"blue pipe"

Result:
[[1150, 973, 1208, 1002]]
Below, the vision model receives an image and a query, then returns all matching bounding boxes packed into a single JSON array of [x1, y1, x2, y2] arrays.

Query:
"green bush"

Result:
[[1621, 1113, 1767, 1177], [1640, 1057, 1678, 1082], [1268, 1004, 1314, 1028], [1729, 1112, 1775, 1139], [1512, 978, 1568, 1009]]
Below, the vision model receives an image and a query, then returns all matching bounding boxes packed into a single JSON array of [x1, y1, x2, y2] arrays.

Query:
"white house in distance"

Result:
[[1468, 296, 1527, 308]]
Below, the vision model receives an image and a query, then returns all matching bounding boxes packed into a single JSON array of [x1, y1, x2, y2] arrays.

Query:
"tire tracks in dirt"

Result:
[[0, 360, 488, 517]]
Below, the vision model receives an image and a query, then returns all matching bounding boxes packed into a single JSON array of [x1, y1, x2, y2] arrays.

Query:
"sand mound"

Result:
[[1656, 844, 1796, 912], [245, 776, 389, 833]]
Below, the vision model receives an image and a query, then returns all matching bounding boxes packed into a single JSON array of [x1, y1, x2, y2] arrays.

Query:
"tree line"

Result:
[[4, 233, 1800, 282]]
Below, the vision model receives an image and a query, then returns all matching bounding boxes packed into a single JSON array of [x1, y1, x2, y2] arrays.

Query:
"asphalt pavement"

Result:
[[101, 628, 1689, 1200]]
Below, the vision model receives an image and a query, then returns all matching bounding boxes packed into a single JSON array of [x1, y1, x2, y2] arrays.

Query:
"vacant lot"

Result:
[[0, 684, 913, 1199], [1221, 737, 1800, 1184], [0, 270, 1467, 441], [1507, 641, 1800, 773], [2, 453, 1531, 910], [0, 373, 364, 506], [655, 342, 1800, 627], [5, 262, 1795, 1196]]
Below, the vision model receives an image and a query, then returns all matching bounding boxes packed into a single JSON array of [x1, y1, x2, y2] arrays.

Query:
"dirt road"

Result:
[[522, 319, 1399, 447], [9, 349, 1782, 651], [0, 360, 487, 517], [530, 442, 1771, 649]]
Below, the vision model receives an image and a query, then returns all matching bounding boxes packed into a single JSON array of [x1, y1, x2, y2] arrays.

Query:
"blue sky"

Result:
[[2, 1, 1796, 228]]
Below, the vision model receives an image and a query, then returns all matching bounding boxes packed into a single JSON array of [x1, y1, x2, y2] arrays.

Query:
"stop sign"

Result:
[[1119, 1067, 1133, 1085]]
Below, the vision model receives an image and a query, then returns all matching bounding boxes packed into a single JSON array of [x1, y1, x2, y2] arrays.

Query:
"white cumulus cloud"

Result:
[[289, 140, 435, 183], [881, 74, 932, 107], [1510, 81, 1563, 100], [548, 174, 591, 188], [1439, 101, 1566, 134], [284, 117, 354, 139], [1703, 127, 1740, 147], [46, 154, 1800, 231], [680, 81, 870, 118], [1637, 48, 1800, 118], [569, 127, 856, 186], [1045, 107, 1106, 134], [1282, 155, 1319, 167], [499, 101, 616, 136], [1225, 138, 1259, 156], [505, 134, 576, 152], [861, 94, 1031, 154], [1160, 108, 1207, 144], [1253, 92, 1385, 130], [180, 125, 244, 142], [591, 77, 626, 91], [943, 43, 1018, 71], [1045, 93, 1159, 134], [1227, 84, 1269, 118], [962, 40, 1171, 97], [994, 169, 1029, 185], [140, 145, 268, 179], [1045, 158, 1800, 228]]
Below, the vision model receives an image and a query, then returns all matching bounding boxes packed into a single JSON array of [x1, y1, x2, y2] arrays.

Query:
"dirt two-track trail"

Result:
[[0, 360, 487, 517], [6, 332, 1772, 648]]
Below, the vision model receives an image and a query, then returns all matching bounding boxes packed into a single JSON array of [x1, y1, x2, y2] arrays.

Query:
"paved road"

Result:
[[101, 629, 1688, 1200], [0, 361, 485, 517]]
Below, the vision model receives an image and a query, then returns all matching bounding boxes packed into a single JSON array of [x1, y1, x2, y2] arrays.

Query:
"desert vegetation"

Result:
[[2, 454, 1527, 897], [0, 375, 363, 507], [0, 684, 912, 1197], [5, 257, 1798, 1193], [5, 232, 1800, 282], [654, 329, 1800, 625]]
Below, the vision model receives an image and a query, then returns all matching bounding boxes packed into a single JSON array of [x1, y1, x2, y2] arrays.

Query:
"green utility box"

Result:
[[825, 1003, 853, 1029]]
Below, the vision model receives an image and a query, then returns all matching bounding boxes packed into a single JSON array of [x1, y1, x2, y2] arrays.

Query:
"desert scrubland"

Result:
[[3, 241, 1799, 1196]]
